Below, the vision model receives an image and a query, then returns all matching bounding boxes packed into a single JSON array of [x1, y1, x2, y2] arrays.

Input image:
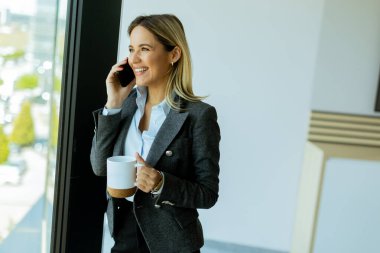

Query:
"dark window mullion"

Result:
[[51, 0, 122, 252], [376, 74, 380, 112], [51, 0, 78, 251]]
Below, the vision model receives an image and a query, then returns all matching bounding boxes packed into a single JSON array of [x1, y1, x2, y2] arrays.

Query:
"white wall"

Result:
[[310, 2, 380, 252], [314, 159, 380, 253], [311, 0, 380, 116], [119, 0, 325, 251]]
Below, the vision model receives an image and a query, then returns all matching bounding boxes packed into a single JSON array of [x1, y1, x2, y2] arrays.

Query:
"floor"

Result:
[[0, 197, 283, 253], [102, 216, 284, 253]]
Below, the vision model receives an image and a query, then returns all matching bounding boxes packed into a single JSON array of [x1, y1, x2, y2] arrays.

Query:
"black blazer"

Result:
[[90, 89, 220, 253]]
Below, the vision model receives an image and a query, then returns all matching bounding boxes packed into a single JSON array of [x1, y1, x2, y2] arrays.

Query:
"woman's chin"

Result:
[[134, 78, 145, 86]]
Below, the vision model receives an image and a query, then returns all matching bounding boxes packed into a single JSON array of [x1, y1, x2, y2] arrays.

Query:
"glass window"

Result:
[[0, 0, 67, 251]]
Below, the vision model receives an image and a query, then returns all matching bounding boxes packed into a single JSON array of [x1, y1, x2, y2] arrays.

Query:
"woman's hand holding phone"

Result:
[[105, 58, 135, 109]]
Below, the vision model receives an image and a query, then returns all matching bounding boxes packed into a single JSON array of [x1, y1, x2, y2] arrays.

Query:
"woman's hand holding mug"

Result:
[[135, 152, 163, 193]]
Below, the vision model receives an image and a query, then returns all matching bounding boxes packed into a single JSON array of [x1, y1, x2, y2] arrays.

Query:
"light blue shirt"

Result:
[[124, 86, 170, 160], [102, 86, 169, 197]]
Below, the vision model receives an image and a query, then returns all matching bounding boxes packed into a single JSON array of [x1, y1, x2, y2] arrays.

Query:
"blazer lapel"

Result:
[[113, 92, 138, 155], [146, 109, 189, 167]]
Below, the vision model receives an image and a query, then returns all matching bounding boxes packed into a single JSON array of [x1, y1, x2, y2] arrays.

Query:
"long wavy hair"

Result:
[[128, 14, 204, 109]]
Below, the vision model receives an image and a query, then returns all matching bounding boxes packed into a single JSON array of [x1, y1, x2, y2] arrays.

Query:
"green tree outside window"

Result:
[[14, 74, 39, 90], [50, 101, 59, 147], [0, 125, 10, 164], [54, 76, 61, 92], [10, 101, 35, 146], [1, 49, 25, 65]]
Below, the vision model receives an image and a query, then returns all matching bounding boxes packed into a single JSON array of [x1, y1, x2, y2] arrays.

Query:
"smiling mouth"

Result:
[[134, 67, 148, 73]]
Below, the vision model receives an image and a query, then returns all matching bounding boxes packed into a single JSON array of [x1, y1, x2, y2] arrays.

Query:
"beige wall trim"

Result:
[[309, 111, 380, 147], [291, 142, 326, 253], [291, 141, 380, 253], [311, 111, 380, 124]]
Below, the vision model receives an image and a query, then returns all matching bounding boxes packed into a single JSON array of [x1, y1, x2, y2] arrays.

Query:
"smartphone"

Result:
[[116, 61, 135, 87]]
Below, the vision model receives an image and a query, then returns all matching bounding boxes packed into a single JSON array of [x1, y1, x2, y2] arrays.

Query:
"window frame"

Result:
[[376, 73, 380, 112], [50, 0, 122, 252]]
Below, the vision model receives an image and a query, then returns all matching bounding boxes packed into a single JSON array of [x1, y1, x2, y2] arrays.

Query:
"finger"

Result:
[[136, 170, 157, 184], [135, 181, 148, 192], [108, 67, 123, 80], [111, 66, 124, 75], [135, 177, 153, 193], [136, 167, 154, 179], [111, 61, 128, 73], [136, 175, 155, 187], [136, 166, 148, 176], [113, 58, 128, 67], [138, 186, 150, 193], [137, 166, 159, 179], [135, 152, 146, 166], [135, 176, 148, 186]]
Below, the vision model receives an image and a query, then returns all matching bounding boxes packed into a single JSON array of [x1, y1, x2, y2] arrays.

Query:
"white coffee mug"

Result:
[[106, 156, 139, 198]]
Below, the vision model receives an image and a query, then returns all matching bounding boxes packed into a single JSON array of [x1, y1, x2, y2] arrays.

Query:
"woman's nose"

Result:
[[129, 52, 140, 65]]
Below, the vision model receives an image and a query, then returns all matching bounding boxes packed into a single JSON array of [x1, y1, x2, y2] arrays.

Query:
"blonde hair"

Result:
[[128, 14, 204, 110]]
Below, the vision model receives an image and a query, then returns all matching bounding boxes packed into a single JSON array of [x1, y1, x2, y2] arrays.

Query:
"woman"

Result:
[[90, 14, 220, 253]]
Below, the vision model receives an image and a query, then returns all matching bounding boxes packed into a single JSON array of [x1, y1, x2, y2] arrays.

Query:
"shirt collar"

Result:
[[135, 86, 170, 116]]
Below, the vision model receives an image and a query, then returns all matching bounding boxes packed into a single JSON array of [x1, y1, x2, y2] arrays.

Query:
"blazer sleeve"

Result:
[[156, 106, 221, 209], [90, 109, 122, 176]]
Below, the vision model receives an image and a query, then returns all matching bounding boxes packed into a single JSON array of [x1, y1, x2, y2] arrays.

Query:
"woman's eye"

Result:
[[128, 48, 134, 53], [141, 47, 149, 51]]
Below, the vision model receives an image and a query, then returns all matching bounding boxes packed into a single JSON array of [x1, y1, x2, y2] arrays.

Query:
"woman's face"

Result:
[[128, 25, 172, 88]]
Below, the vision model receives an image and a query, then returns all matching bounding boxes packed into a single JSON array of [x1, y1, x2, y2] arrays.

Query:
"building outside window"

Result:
[[0, 0, 67, 252]]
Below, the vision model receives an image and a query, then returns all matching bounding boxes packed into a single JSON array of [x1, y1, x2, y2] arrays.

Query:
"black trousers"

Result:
[[111, 199, 149, 253], [110, 198, 200, 253]]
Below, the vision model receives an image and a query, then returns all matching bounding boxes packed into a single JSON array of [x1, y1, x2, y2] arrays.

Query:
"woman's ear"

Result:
[[170, 46, 181, 64]]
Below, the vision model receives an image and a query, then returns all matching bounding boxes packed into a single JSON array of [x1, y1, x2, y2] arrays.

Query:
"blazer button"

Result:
[[165, 150, 173, 157]]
